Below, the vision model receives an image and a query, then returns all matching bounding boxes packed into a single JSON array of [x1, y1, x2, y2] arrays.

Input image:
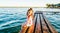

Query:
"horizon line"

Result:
[[0, 6, 47, 8]]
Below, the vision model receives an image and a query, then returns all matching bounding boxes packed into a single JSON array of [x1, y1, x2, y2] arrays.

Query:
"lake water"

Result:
[[0, 8, 60, 33]]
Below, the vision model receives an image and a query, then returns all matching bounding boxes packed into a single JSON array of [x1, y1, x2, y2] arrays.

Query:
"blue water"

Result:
[[45, 14, 60, 33], [0, 8, 60, 33], [0, 8, 28, 33]]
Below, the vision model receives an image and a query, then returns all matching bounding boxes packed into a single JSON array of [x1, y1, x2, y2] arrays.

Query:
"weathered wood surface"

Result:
[[20, 11, 58, 33]]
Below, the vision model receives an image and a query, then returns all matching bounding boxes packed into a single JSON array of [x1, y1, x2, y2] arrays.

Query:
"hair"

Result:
[[27, 8, 32, 16]]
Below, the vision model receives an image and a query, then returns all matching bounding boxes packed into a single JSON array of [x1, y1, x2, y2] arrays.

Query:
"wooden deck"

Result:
[[20, 11, 58, 33]]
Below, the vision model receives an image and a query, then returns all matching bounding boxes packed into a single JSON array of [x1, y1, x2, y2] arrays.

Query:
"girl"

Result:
[[26, 8, 34, 26]]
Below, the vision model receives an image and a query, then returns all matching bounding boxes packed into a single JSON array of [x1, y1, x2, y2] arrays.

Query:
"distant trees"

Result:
[[46, 4, 51, 7], [46, 3, 60, 8]]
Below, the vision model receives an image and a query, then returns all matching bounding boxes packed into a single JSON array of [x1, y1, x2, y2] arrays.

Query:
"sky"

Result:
[[0, 0, 60, 7]]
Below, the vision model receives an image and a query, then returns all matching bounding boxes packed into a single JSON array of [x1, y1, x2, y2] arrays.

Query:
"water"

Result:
[[45, 14, 60, 33], [0, 8, 60, 33]]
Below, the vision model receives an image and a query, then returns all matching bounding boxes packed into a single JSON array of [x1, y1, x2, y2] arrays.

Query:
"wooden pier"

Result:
[[20, 11, 58, 33]]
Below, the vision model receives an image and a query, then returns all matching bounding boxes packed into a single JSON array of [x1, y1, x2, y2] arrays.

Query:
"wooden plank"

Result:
[[42, 14, 58, 33], [34, 11, 58, 33], [33, 14, 38, 33], [40, 14, 49, 33], [34, 14, 41, 33]]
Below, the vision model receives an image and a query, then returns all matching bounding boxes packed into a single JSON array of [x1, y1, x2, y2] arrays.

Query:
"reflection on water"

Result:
[[0, 8, 60, 33]]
